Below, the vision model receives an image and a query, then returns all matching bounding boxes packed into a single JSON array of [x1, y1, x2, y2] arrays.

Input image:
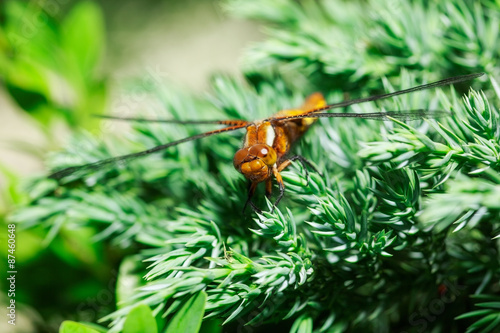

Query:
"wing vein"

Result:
[[49, 124, 247, 180], [93, 115, 249, 126], [265, 73, 484, 122]]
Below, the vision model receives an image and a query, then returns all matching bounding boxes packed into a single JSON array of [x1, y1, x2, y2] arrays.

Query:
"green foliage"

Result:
[[122, 304, 157, 333], [226, 0, 499, 91], [290, 314, 313, 333], [0, 0, 107, 128], [456, 295, 500, 332], [59, 321, 103, 333], [8, 0, 500, 332], [0, 0, 108, 220], [164, 291, 206, 333]]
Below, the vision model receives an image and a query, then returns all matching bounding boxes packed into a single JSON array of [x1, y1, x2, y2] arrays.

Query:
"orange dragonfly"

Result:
[[49, 73, 484, 211]]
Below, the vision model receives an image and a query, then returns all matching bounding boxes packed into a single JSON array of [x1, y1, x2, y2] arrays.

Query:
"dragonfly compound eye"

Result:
[[248, 144, 277, 166], [233, 148, 248, 170]]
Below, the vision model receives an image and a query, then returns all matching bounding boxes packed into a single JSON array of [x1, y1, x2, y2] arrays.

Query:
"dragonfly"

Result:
[[49, 72, 484, 211]]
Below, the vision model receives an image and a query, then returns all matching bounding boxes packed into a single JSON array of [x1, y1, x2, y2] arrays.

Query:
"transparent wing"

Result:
[[49, 124, 248, 180], [265, 73, 484, 122], [275, 109, 450, 122], [93, 115, 249, 127]]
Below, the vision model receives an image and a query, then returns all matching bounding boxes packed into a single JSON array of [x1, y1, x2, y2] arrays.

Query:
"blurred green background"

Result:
[[1, 0, 499, 332], [0, 1, 259, 332]]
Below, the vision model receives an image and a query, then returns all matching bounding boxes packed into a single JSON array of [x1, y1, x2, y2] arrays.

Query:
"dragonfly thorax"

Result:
[[233, 144, 277, 182]]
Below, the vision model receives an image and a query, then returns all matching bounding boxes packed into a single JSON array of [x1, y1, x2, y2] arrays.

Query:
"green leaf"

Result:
[[468, 313, 500, 332], [27, 179, 58, 201], [5, 57, 50, 104], [477, 302, 500, 309], [76, 323, 108, 333], [116, 256, 144, 308], [122, 304, 158, 333], [290, 314, 313, 333], [199, 319, 223, 333], [59, 321, 101, 333], [456, 309, 494, 320], [3, 1, 59, 69], [61, 1, 105, 80], [165, 291, 207, 333]]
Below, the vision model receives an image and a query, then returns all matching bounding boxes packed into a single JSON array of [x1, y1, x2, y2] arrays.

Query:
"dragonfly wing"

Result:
[[269, 110, 450, 122], [264, 73, 483, 122], [93, 114, 249, 126], [49, 124, 248, 180]]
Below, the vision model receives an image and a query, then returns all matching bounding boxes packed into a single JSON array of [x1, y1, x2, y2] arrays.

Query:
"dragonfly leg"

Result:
[[265, 179, 273, 198], [271, 166, 285, 212], [243, 181, 262, 214], [278, 155, 323, 186]]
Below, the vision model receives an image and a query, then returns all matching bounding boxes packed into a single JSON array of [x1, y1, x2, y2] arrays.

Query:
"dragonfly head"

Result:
[[233, 144, 277, 182]]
